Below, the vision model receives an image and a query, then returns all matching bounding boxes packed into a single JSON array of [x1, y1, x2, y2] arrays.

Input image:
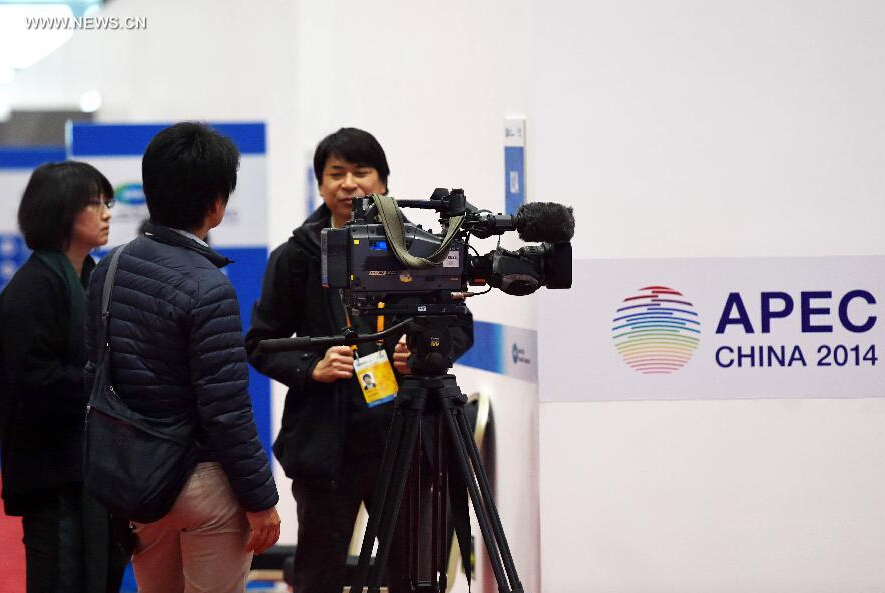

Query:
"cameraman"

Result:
[[245, 128, 473, 593]]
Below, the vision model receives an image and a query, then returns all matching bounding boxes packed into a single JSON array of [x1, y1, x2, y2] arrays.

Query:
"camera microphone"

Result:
[[515, 202, 575, 243]]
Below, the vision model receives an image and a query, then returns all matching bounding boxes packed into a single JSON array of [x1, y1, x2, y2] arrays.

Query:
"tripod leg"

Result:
[[454, 408, 524, 593], [350, 405, 410, 593], [433, 415, 448, 591], [440, 406, 514, 592], [403, 423, 421, 588], [367, 407, 422, 593]]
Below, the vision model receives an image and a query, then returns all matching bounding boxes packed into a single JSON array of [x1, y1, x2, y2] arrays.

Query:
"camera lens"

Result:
[[543, 242, 572, 290]]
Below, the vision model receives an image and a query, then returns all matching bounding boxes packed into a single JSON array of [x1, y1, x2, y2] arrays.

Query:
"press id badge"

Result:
[[353, 349, 398, 407]]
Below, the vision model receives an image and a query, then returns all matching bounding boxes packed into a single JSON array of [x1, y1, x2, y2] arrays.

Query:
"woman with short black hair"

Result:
[[0, 160, 124, 593]]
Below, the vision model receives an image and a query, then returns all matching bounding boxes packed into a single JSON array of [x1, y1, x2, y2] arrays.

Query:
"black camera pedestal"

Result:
[[348, 315, 524, 593]]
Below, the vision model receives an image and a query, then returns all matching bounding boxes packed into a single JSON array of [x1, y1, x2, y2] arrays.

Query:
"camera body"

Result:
[[322, 219, 465, 296], [321, 189, 573, 311]]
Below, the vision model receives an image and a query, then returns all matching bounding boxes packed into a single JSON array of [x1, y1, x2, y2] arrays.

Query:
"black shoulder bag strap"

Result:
[[96, 245, 127, 366]]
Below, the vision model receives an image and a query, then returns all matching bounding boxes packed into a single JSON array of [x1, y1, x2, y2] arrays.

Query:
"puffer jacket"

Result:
[[84, 224, 278, 513]]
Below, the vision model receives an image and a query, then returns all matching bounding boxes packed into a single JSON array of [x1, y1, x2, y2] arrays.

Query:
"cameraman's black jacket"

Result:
[[245, 204, 474, 483]]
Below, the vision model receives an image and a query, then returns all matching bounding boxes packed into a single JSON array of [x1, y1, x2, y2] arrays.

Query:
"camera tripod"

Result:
[[260, 308, 526, 593], [347, 313, 524, 593]]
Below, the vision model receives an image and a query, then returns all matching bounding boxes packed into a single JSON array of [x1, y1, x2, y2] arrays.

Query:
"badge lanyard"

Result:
[[340, 292, 398, 407], [339, 291, 387, 358]]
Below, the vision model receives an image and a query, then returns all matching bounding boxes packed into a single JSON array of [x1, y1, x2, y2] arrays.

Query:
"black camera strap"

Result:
[[372, 193, 464, 269]]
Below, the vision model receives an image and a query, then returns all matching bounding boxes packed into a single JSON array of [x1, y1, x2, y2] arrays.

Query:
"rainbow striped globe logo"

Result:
[[612, 286, 701, 374]]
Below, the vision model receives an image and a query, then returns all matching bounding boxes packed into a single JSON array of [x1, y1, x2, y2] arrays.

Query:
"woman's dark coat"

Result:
[[0, 254, 95, 515]]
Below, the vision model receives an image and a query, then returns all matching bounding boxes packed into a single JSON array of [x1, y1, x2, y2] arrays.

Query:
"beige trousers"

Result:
[[131, 462, 253, 593]]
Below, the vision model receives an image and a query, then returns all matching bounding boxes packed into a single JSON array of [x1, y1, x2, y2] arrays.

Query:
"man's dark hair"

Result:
[[313, 127, 390, 187], [18, 160, 113, 251], [142, 122, 239, 231]]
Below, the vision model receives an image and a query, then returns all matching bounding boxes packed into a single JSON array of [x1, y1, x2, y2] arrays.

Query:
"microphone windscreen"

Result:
[[516, 202, 575, 243]]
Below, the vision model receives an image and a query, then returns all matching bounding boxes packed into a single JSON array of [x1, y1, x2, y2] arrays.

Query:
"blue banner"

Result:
[[505, 145, 525, 215]]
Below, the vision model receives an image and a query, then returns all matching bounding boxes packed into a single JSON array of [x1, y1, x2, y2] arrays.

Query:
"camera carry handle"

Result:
[[371, 194, 465, 269]]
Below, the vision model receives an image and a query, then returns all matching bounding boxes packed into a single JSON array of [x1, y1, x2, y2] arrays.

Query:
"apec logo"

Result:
[[510, 342, 532, 364], [114, 183, 146, 206], [611, 286, 701, 375], [512, 342, 531, 365]]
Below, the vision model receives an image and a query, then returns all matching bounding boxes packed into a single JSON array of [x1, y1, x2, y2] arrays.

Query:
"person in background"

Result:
[[0, 161, 125, 593], [84, 122, 280, 593], [245, 127, 473, 593]]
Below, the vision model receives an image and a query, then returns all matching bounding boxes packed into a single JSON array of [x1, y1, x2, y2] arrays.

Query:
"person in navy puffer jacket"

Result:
[[84, 122, 280, 593]]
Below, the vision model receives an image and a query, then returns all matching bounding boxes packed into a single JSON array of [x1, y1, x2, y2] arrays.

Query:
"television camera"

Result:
[[321, 188, 573, 313]]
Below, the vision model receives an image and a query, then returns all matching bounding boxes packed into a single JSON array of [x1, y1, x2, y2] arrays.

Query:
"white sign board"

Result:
[[539, 257, 885, 401]]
